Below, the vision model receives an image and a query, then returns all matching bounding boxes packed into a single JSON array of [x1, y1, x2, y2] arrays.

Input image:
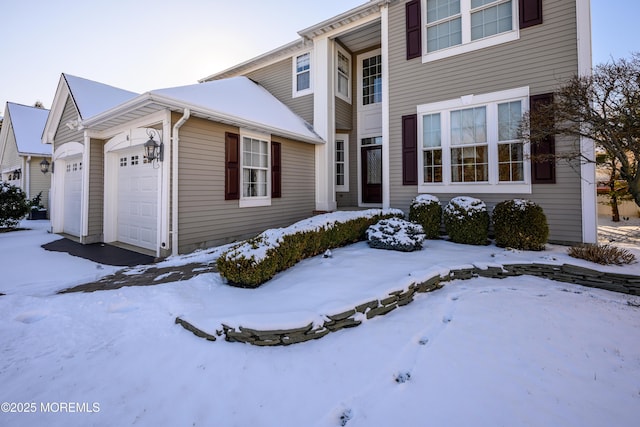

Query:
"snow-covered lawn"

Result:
[[1, 220, 639, 427]]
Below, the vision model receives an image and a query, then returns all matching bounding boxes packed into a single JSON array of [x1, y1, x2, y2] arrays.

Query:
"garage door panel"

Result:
[[63, 156, 82, 237], [116, 149, 158, 250]]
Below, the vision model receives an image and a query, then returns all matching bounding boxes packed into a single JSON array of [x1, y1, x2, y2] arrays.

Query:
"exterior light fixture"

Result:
[[40, 158, 50, 174], [144, 129, 163, 164], [14, 169, 21, 180]]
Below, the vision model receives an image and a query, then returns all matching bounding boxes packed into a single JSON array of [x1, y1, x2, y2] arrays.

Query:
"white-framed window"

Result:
[[362, 54, 382, 106], [336, 46, 351, 103], [293, 52, 312, 97], [423, 0, 518, 62], [336, 134, 349, 192], [417, 86, 530, 193], [240, 131, 271, 208]]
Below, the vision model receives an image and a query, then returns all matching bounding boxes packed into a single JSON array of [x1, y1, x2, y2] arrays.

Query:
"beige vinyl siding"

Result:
[[1, 120, 20, 171], [387, 0, 583, 243], [53, 96, 83, 150], [336, 70, 359, 208], [27, 157, 51, 210], [335, 97, 352, 131], [245, 57, 314, 125], [336, 95, 358, 208], [85, 139, 104, 242], [177, 117, 316, 253]]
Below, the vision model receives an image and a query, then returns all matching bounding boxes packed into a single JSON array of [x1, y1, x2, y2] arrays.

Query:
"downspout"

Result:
[[171, 108, 191, 256], [25, 156, 31, 199]]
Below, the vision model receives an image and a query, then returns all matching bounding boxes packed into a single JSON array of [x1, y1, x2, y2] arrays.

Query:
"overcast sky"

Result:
[[0, 0, 636, 116]]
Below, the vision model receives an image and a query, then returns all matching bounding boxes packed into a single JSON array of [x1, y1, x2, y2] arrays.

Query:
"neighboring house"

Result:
[[43, 74, 322, 257], [0, 102, 51, 210], [44, 0, 596, 258], [201, 0, 596, 245]]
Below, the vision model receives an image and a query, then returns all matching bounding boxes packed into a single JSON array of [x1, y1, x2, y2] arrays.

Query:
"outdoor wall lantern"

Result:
[[14, 169, 21, 180], [144, 129, 164, 165], [40, 158, 50, 174]]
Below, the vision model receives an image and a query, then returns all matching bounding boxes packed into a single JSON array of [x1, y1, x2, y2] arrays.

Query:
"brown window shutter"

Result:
[[530, 93, 555, 184], [519, 0, 543, 29], [271, 141, 281, 198], [225, 132, 240, 200], [402, 114, 418, 185], [406, 0, 422, 60]]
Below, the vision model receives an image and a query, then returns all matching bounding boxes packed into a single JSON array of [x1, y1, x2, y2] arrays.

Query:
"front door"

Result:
[[357, 49, 383, 206], [361, 144, 382, 204]]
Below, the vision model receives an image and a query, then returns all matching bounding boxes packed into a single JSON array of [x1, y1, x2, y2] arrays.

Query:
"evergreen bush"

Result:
[[492, 199, 549, 250], [443, 196, 489, 245], [217, 209, 404, 288], [367, 218, 425, 252], [408, 194, 442, 239], [0, 182, 29, 229]]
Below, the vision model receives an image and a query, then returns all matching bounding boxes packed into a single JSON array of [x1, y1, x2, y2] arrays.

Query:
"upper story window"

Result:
[[362, 54, 382, 106], [293, 52, 312, 97], [417, 86, 530, 193], [423, 0, 518, 62], [336, 48, 351, 103]]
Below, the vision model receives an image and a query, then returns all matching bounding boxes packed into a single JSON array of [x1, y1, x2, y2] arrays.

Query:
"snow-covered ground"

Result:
[[1, 220, 639, 427]]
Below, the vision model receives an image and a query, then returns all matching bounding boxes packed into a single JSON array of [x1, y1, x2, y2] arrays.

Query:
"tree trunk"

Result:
[[610, 194, 621, 222], [627, 173, 640, 210]]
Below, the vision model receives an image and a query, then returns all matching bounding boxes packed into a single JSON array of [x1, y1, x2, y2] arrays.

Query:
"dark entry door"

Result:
[[361, 145, 382, 204]]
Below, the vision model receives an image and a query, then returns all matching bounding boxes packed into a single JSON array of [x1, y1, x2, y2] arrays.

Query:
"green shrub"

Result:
[[217, 209, 404, 288], [568, 244, 637, 265], [492, 199, 549, 250], [367, 218, 425, 252], [0, 182, 29, 229], [408, 194, 442, 239], [443, 196, 489, 245]]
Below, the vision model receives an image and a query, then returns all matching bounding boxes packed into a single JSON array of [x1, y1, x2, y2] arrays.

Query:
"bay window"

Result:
[[417, 87, 530, 193]]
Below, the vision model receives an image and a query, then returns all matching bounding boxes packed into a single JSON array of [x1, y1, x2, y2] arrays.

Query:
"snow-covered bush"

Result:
[[408, 194, 441, 239], [492, 199, 549, 250], [443, 196, 489, 245], [217, 209, 404, 288], [366, 218, 425, 252], [0, 182, 29, 229]]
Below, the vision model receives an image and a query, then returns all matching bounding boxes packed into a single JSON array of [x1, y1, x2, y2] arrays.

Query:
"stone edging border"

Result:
[[175, 262, 640, 346]]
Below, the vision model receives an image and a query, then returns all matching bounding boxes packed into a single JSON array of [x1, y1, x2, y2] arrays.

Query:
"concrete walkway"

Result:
[[59, 220, 640, 294]]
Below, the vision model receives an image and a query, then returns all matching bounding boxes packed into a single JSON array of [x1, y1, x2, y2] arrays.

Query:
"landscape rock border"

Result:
[[175, 262, 640, 346]]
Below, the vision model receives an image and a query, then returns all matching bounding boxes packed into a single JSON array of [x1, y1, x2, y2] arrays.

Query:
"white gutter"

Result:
[[25, 156, 31, 199], [171, 108, 191, 256]]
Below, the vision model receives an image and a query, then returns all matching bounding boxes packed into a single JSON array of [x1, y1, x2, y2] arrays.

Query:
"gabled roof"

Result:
[[85, 76, 324, 145], [199, 40, 306, 82], [43, 73, 138, 144], [5, 102, 50, 156], [63, 74, 138, 120], [200, 0, 394, 82]]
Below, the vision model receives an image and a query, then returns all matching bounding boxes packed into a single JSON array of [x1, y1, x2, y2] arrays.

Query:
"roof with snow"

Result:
[[63, 73, 138, 120], [6, 102, 50, 156], [85, 76, 323, 144]]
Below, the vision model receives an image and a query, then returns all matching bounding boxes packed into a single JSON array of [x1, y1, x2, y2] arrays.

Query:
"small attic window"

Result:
[[293, 52, 312, 97]]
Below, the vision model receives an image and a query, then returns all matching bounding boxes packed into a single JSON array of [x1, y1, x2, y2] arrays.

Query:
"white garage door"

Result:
[[63, 156, 82, 237], [116, 148, 158, 250]]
